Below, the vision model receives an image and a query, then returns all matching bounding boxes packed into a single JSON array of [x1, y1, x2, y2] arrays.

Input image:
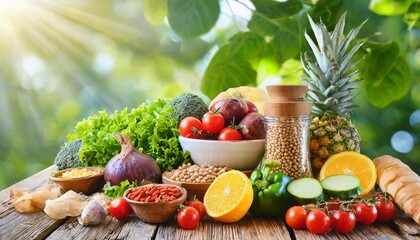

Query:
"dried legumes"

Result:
[[166, 163, 231, 183], [126, 185, 182, 202], [264, 116, 311, 179], [61, 168, 103, 178]]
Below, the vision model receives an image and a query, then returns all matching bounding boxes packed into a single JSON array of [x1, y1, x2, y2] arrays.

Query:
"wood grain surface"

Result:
[[1, 166, 419, 240]]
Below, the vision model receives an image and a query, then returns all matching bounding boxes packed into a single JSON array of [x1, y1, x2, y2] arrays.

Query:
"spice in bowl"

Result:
[[165, 163, 231, 183], [126, 185, 182, 203], [60, 168, 103, 178], [123, 184, 187, 223]]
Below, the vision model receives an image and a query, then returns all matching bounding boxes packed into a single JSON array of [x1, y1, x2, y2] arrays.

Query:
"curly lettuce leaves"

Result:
[[66, 99, 191, 172]]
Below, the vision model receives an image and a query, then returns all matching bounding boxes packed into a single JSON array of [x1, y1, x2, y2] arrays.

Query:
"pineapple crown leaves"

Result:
[[301, 13, 367, 116]]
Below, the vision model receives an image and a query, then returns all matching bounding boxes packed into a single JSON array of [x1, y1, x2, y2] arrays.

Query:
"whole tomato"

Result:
[[306, 209, 331, 235], [374, 194, 396, 222], [202, 112, 225, 134], [218, 127, 243, 141], [353, 202, 378, 225], [331, 210, 356, 234], [179, 117, 203, 139], [185, 199, 207, 220], [285, 206, 308, 230], [109, 197, 133, 220], [177, 206, 200, 230]]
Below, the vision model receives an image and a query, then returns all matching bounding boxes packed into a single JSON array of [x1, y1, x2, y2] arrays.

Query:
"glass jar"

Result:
[[263, 115, 312, 179]]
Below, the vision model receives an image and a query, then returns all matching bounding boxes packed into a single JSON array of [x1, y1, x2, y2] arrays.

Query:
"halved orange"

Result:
[[319, 151, 377, 196], [203, 170, 253, 223]]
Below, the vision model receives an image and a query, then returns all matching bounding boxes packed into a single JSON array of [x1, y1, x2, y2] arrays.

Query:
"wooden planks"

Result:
[[46, 216, 157, 240], [0, 166, 66, 240], [156, 215, 291, 240], [294, 223, 404, 240], [1, 166, 420, 240], [392, 209, 420, 240]]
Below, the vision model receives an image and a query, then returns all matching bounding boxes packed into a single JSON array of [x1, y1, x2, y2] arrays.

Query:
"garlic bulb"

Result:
[[78, 200, 106, 226]]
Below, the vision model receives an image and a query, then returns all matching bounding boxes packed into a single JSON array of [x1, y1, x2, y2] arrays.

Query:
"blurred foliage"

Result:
[[0, 0, 419, 190]]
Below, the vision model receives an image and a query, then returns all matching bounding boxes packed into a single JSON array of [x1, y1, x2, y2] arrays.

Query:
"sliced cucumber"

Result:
[[320, 174, 362, 199], [287, 178, 324, 205]]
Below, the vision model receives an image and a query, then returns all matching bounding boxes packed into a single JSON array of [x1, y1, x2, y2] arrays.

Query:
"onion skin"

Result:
[[213, 98, 249, 126], [104, 133, 161, 186], [239, 113, 266, 140]]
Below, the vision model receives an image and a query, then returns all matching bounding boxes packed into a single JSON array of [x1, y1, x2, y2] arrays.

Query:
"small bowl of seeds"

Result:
[[162, 163, 252, 200], [50, 167, 105, 195]]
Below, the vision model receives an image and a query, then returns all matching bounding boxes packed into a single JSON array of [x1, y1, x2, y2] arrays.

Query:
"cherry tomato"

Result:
[[285, 206, 308, 230], [318, 199, 342, 211], [109, 197, 133, 220], [244, 100, 258, 113], [374, 192, 393, 201], [185, 199, 207, 220], [353, 202, 378, 225], [331, 210, 356, 234], [218, 127, 243, 141], [177, 206, 200, 230], [326, 199, 342, 211], [375, 198, 396, 222], [202, 112, 225, 134], [179, 117, 203, 139], [306, 210, 331, 235]]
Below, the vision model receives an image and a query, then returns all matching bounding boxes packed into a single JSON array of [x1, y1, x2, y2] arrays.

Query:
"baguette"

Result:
[[373, 155, 420, 225]]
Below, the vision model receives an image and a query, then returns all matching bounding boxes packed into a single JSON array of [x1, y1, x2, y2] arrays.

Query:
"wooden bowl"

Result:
[[161, 170, 253, 201], [123, 184, 187, 224], [50, 167, 105, 195]]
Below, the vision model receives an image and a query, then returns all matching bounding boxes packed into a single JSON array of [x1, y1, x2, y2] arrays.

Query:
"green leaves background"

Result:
[[361, 42, 412, 108], [161, 0, 416, 108]]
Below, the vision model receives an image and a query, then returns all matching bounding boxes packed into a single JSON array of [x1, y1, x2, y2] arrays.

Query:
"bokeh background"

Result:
[[0, 0, 419, 190]]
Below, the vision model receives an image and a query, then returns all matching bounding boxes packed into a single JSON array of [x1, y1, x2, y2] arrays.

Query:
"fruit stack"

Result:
[[262, 85, 313, 179]]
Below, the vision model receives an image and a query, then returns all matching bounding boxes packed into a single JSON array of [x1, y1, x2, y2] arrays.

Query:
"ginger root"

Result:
[[373, 155, 420, 224]]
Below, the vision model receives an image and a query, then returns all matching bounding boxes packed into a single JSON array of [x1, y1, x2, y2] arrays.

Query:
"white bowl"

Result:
[[178, 136, 266, 171]]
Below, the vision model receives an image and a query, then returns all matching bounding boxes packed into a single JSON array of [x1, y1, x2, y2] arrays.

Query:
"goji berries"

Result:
[[126, 185, 182, 203]]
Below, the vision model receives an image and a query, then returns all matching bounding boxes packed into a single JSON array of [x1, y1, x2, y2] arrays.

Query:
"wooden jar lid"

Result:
[[263, 101, 313, 117], [266, 84, 308, 102]]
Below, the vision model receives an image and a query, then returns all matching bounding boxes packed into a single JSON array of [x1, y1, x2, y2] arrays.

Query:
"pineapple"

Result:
[[301, 13, 366, 177]]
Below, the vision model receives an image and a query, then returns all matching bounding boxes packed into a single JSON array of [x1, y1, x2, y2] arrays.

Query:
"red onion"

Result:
[[104, 133, 161, 186]]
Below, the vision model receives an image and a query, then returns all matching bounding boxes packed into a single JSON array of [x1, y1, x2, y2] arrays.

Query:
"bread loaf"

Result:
[[373, 155, 420, 224]]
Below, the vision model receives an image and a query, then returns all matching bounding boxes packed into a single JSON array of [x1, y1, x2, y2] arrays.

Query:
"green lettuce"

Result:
[[66, 99, 191, 172], [103, 180, 137, 199]]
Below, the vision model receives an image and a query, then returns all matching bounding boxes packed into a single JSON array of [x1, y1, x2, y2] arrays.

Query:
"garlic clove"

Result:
[[78, 200, 106, 226], [90, 192, 111, 215]]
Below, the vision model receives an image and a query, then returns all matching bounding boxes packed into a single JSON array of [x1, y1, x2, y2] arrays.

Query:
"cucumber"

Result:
[[287, 178, 324, 205], [320, 174, 362, 199]]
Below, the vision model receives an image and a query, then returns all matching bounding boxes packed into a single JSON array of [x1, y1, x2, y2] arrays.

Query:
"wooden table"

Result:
[[1, 166, 419, 240]]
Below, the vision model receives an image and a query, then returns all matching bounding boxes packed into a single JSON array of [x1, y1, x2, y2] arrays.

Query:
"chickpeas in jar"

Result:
[[263, 116, 312, 180], [262, 85, 313, 180]]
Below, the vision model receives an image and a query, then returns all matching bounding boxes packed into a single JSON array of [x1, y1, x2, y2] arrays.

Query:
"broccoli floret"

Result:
[[168, 93, 208, 123], [54, 138, 84, 170]]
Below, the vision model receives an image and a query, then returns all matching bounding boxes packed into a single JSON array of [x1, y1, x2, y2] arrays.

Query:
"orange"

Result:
[[319, 151, 377, 196], [203, 170, 253, 223]]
